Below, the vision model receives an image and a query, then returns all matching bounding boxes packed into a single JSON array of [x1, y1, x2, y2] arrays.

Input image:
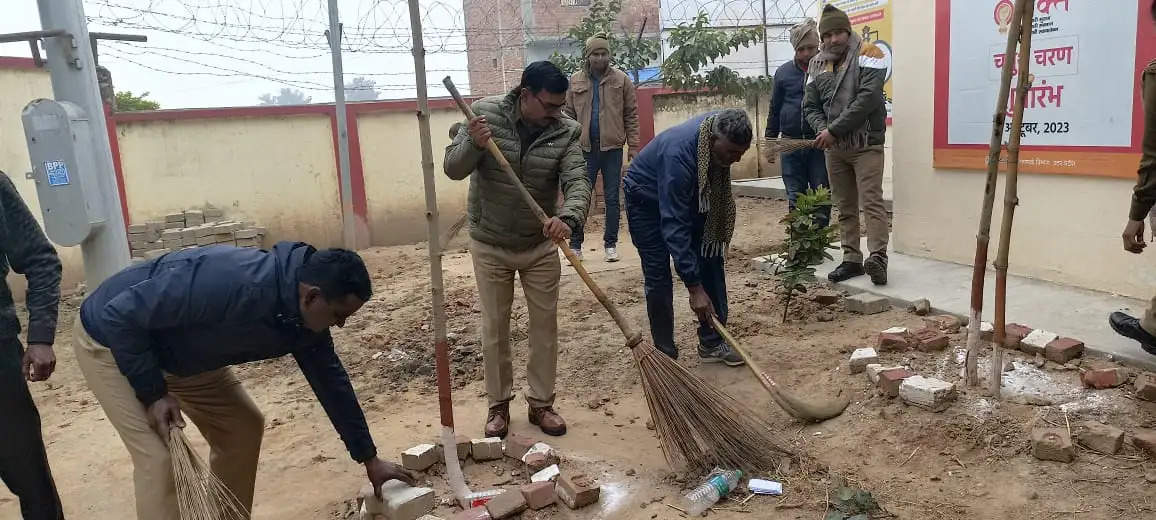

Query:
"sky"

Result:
[[0, 0, 473, 109]]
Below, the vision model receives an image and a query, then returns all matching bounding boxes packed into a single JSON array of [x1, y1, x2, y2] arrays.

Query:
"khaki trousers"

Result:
[[470, 238, 560, 409], [1143, 296, 1156, 337], [72, 316, 264, 520], [826, 146, 889, 263]]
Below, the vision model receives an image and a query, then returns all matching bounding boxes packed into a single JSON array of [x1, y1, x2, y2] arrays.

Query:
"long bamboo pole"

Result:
[[407, 0, 471, 505], [991, 0, 1036, 398], [965, 0, 1029, 386]]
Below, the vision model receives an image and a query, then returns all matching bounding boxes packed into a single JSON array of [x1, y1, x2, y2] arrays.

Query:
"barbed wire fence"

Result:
[[65, 0, 821, 106]]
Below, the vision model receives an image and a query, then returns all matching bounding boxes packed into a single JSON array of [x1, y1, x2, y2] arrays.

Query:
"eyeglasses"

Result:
[[532, 93, 565, 114]]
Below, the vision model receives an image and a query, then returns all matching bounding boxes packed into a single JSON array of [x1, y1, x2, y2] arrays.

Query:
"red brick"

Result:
[[877, 328, 912, 351], [1081, 368, 1127, 389], [520, 482, 556, 510], [1134, 429, 1156, 457], [503, 433, 536, 461], [556, 473, 600, 509], [1136, 372, 1156, 402], [450, 506, 491, 520], [523, 452, 550, 473], [913, 328, 949, 352], [1045, 337, 1084, 363], [877, 368, 913, 397], [485, 489, 526, 519], [1077, 421, 1124, 454], [1003, 323, 1033, 349], [922, 315, 961, 334], [1031, 427, 1074, 463]]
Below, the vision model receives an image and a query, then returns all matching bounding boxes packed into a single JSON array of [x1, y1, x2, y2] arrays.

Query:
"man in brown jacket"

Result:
[[564, 36, 640, 263], [1108, 1, 1156, 358]]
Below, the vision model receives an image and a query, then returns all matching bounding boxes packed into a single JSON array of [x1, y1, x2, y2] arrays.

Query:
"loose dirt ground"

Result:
[[2, 198, 1154, 519]]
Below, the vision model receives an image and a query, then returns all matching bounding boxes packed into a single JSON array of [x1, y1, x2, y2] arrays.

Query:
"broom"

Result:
[[168, 427, 248, 520], [761, 137, 819, 160], [441, 77, 797, 474]]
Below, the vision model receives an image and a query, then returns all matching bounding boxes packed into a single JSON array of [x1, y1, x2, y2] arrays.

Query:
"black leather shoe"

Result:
[[864, 253, 888, 286], [1109, 312, 1156, 356], [827, 262, 865, 282]]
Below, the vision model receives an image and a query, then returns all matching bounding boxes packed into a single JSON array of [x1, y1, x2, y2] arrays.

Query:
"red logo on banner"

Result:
[[994, 0, 1015, 29]]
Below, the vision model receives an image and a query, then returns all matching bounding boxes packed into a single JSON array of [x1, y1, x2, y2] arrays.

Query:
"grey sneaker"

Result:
[[605, 247, 620, 262], [697, 343, 745, 367]]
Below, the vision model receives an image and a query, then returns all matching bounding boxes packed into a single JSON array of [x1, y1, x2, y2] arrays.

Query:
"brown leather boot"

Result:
[[485, 402, 510, 438], [528, 406, 567, 436]]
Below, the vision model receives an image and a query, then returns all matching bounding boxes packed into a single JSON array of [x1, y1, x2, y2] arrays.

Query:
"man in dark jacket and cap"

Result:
[[804, 4, 890, 285], [73, 242, 415, 519], [767, 18, 829, 227]]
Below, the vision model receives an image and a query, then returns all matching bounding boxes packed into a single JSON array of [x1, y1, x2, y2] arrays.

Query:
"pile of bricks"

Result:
[[126, 207, 266, 262], [359, 432, 601, 520]]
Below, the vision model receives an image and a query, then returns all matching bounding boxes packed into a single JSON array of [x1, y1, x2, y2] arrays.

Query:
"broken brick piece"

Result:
[[556, 473, 600, 509], [402, 444, 440, 471], [848, 348, 879, 374], [899, 376, 955, 412], [1077, 421, 1124, 455], [913, 328, 949, 352], [812, 289, 841, 305], [846, 293, 889, 314], [877, 368, 914, 398], [1045, 337, 1084, 363], [1031, 427, 1075, 463], [1002, 323, 1033, 349], [1020, 330, 1058, 355], [484, 489, 527, 519], [1133, 428, 1156, 457], [1135, 372, 1156, 402], [520, 482, 556, 510], [471, 438, 503, 461], [1081, 368, 1127, 389], [503, 433, 536, 461], [877, 327, 912, 351], [922, 315, 961, 334], [380, 480, 435, 520]]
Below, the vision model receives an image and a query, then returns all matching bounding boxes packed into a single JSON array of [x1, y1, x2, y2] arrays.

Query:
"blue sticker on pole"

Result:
[[44, 161, 70, 186]]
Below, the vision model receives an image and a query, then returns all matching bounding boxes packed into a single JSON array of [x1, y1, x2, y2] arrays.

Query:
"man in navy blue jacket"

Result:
[[766, 18, 830, 227], [624, 109, 751, 364], [72, 242, 414, 519]]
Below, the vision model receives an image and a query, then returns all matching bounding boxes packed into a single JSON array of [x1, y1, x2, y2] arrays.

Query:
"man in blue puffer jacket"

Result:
[[624, 109, 751, 365]]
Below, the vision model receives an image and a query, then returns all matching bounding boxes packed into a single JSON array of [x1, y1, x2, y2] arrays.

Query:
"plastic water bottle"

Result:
[[683, 468, 742, 516]]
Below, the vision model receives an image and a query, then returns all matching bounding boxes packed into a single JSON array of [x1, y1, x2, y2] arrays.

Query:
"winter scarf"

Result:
[[695, 114, 736, 258]]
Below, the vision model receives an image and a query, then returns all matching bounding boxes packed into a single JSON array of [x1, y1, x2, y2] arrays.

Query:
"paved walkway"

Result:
[[815, 239, 1156, 372]]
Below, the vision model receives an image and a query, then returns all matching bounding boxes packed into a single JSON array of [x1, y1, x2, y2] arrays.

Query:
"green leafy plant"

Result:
[[114, 90, 159, 112], [548, 2, 768, 95], [661, 12, 768, 96], [778, 187, 838, 322], [548, 0, 660, 83]]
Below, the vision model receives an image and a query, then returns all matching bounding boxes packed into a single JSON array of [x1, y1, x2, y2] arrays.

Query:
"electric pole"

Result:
[[36, 0, 130, 286], [327, 0, 367, 250]]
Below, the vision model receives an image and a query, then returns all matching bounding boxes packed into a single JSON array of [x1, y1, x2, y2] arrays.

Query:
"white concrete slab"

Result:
[[816, 238, 1156, 372]]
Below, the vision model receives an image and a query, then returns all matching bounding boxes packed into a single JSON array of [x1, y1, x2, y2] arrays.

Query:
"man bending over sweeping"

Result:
[[623, 109, 751, 365], [72, 242, 415, 519]]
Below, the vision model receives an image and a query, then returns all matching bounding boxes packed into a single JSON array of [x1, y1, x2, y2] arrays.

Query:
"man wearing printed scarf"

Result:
[[623, 109, 751, 365], [804, 4, 890, 285]]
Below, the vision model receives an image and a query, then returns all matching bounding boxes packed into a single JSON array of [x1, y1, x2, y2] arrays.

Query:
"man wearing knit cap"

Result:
[[564, 35, 640, 263], [767, 18, 829, 227], [804, 4, 890, 285]]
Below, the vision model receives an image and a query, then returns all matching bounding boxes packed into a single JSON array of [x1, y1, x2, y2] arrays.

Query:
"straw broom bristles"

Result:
[[632, 342, 797, 474], [169, 428, 248, 520], [762, 138, 819, 159]]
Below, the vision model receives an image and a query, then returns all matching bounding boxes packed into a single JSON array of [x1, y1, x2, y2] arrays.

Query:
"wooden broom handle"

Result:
[[442, 78, 642, 347]]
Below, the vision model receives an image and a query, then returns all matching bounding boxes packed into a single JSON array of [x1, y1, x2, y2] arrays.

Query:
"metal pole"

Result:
[[327, 0, 360, 250], [36, 0, 129, 286], [407, 0, 471, 506], [761, 0, 770, 78]]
